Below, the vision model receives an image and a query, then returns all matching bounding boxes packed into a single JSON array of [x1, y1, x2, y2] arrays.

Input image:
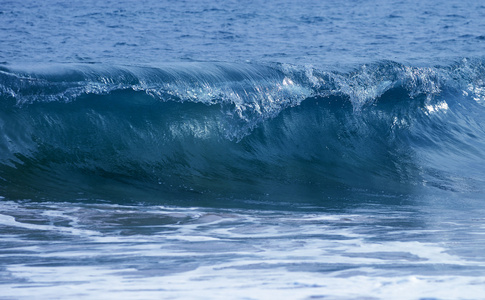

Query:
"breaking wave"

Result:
[[1, 59, 485, 202]]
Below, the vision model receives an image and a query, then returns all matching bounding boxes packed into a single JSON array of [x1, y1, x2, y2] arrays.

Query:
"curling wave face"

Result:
[[1, 59, 485, 203]]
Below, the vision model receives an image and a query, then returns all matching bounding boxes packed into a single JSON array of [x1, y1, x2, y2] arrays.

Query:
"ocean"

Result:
[[1, 0, 485, 299]]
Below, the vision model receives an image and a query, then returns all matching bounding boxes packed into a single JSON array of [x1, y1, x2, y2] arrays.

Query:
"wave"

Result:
[[1, 59, 485, 202]]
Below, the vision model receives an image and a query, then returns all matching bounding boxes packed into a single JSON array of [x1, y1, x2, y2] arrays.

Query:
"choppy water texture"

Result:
[[1, 0, 485, 66], [1, 0, 485, 299]]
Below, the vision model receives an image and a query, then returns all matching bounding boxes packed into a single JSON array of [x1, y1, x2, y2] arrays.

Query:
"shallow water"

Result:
[[1, 192, 485, 299]]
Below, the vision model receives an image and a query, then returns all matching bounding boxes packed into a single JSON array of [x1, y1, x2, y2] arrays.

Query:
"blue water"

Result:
[[1, 0, 485, 299]]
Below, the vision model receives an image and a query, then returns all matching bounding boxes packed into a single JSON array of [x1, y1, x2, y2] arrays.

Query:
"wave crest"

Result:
[[1, 59, 485, 201]]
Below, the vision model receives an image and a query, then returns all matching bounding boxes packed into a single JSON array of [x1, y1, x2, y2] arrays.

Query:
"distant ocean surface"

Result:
[[1, 0, 485, 299]]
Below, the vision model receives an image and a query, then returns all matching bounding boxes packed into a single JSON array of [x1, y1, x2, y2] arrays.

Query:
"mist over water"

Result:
[[1, 0, 485, 299]]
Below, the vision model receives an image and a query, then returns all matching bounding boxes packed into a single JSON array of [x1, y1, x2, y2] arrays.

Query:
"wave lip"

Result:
[[2, 58, 485, 112], [1, 59, 485, 201]]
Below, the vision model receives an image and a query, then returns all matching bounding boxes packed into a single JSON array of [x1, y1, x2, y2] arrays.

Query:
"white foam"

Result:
[[3, 264, 485, 300], [0, 212, 99, 237], [2, 202, 485, 300]]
